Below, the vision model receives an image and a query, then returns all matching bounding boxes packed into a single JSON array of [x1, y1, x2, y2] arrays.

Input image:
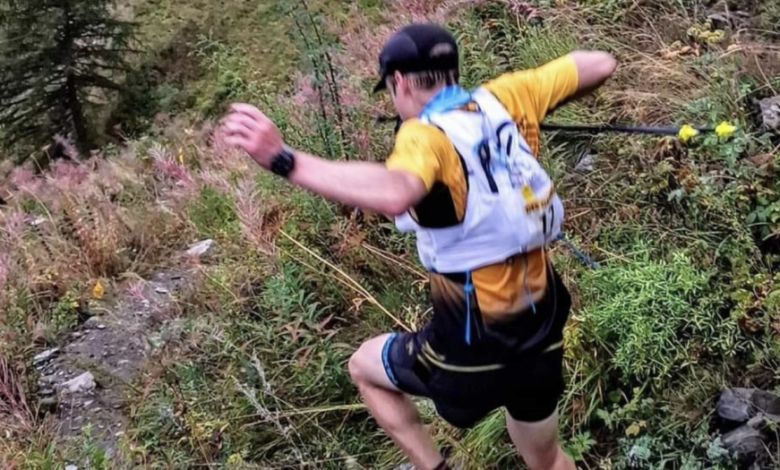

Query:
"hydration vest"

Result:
[[396, 86, 564, 274]]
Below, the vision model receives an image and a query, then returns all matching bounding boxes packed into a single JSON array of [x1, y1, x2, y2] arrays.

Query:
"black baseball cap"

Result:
[[373, 24, 460, 93]]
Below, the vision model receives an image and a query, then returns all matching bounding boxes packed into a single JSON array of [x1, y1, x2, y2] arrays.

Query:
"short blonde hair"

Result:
[[389, 69, 460, 92]]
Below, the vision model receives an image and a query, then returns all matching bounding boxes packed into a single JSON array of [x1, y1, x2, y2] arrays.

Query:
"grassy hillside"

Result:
[[1, 0, 780, 469]]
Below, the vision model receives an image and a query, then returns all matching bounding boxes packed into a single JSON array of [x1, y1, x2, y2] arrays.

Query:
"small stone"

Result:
[[154, 287, 169, 295], [84, 400, 94, 407], [71, 331, 83, 338], [84, 317, 103, 328], [29, 217, 46, 227], [751, 390, 780, 415], [38, 388, 55, 397], [717, 388, 754, 423], [759, 95, 780, 131], [97, 324, 106, 330], [65, 465, 78, 470], [186, 239, 215, 257], [721, 424, 765, 465], [33, 348, 60, 365], [61, 372, 96, 394], [575, 154, 597, 172]]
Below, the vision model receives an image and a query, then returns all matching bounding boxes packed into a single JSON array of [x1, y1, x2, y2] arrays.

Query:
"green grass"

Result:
[[3, 0, 780, 469]]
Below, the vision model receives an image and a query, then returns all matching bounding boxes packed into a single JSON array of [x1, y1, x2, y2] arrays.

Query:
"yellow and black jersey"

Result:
[[386, 55, 579, 324]]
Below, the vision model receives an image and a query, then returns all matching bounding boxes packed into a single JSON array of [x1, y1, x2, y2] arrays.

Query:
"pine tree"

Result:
[[0, 0, 135, 160]]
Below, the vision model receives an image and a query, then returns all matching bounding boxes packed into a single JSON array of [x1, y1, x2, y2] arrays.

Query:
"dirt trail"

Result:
[[33, 252, 203, 455]]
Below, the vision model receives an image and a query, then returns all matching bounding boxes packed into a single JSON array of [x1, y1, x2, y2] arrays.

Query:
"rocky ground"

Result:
[[31, 242, 213, 458]]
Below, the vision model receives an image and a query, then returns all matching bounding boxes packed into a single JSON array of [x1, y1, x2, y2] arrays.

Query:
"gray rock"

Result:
[[84, 317, 103, 328], [717, 388, 754, 423], [61, 372, 96, 393], [759, 95, 780, 131], [751, 390, 780, 415], [721, 424, 765, 464], [186, 239, 215, 257], [575, 154, 597, 172], [33, 348, 60, 365], [65, 465, 78, 470]]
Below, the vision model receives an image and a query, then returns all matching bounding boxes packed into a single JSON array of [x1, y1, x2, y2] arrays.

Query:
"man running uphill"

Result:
[[221, 24, 616, 470]]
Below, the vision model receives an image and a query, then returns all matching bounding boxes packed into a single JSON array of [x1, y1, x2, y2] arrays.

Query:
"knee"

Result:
[[348, 347, 368, 385]]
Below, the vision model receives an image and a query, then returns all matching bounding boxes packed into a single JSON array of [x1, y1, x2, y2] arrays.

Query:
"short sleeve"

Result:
[[386, 119, 446, 191], [483, 55, 579, 125]]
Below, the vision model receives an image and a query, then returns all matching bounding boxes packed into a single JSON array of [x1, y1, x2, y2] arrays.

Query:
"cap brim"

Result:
[[373, 78, 387, 94]]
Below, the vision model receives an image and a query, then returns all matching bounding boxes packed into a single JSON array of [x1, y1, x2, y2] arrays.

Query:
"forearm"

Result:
[[288, 151, 421, 216]]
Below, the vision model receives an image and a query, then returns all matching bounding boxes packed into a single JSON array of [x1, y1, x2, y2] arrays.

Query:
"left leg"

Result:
[[506, 409, 575, 470], [349, 334, 444, 470]]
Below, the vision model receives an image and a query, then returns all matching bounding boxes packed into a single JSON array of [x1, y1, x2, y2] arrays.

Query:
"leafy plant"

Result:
[[578, 245, 740, 383]]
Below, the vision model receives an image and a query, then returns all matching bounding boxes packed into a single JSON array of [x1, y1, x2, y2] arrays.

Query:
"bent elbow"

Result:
[[598, 52, 618, 80], [383, 200, 413, 217]]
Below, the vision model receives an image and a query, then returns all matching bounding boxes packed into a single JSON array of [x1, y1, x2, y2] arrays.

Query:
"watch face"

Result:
[[272, 150, 295, 177]]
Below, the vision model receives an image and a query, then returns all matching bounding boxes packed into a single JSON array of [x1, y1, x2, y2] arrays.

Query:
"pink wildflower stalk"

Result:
[[149, 144, 197, 196], [233, 179, 276, 256]]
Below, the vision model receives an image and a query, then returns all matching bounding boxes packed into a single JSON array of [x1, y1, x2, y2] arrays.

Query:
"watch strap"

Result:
[[270, 145, 295, 178]]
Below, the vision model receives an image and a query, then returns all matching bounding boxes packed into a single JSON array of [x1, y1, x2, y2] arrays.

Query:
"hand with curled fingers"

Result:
[[220, 103, 285, 169]]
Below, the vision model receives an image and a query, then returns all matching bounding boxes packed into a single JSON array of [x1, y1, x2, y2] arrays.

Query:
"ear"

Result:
[[393, 71, 409, 95]]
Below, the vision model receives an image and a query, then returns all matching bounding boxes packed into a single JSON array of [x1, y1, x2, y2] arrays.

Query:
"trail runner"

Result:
[[221, 23, 616, 470]]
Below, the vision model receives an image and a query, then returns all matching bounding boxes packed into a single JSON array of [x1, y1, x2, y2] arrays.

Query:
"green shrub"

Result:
[[188, 186, 241, 239], [578, 244, 741, 382]]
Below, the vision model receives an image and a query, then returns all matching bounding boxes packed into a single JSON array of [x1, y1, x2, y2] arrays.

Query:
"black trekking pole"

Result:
[[541, 123, 710, 136], [540, 121, 738, 142], [379, 115, 737, 142]]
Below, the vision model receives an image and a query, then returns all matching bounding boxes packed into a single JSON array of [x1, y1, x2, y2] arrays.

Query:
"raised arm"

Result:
[[484, 50, 617, 126], [221, 104, 427, 216]]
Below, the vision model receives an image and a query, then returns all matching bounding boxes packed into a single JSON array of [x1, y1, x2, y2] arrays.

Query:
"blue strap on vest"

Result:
[[464, 270, 475, 345], [420, 86, 473, 121]]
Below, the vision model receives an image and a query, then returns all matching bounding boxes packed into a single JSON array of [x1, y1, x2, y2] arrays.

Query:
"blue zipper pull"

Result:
[[464, 271, 475, 345]]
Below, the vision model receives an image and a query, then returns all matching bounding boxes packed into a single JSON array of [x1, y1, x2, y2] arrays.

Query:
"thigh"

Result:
[[506, 409, 561, 463], [504, 347, 565, 423]]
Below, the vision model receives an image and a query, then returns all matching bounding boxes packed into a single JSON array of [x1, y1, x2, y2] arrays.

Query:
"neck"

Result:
[[412, 84, 450, 115]]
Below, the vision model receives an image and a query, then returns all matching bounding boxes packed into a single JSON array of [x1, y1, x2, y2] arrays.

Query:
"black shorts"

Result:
[[382, 268, 571, 429]]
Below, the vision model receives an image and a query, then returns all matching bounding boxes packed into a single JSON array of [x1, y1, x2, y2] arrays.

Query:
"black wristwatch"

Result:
[[270, 145, 296, 178]]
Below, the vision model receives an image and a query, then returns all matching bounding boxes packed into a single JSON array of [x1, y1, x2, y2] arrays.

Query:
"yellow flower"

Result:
[[715, 121, 737, 139], [678, 125, 699, 143], [92, 281, 105, 300], [227, 453, 244, 466], [177, 148, 185, 165], [625, 420, 646, 437]]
